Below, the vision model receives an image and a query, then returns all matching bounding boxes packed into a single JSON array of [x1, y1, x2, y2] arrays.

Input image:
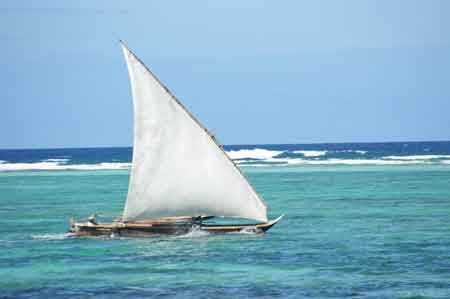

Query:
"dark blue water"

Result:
[[1, 141, 450, 166]]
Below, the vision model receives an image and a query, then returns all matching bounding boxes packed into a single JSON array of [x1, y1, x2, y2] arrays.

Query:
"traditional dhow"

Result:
[[69, 41, 283, 237]]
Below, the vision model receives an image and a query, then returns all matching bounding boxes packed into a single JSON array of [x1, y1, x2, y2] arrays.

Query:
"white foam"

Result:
[[64, 162, 132, 170], [177, 226, 210, 238], [232, 227, 262, 234], [42, 158, 69, 163], [262, 158, 427, 166], [383, 155, 450, 160], [293, 150, 327, 157], [178, 226, 261, 237], [226, 148, 283, 160], [0, 160, 5, 164], [442, 160, 450, 164], [318, 159, 425, 165], [0, 161, 131, 172], [32, 233, 76, 240], [338, 150, 367, 154], [238, 163, 273, 167]]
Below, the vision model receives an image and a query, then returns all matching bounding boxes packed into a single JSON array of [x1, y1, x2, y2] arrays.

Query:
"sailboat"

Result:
[[69, 41, 283, 237]]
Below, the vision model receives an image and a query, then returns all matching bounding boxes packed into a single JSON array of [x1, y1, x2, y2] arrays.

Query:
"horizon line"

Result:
[[1, 139, 450, 151]]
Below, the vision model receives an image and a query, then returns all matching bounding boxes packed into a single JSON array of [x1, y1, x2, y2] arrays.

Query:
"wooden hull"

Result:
[[69, 215, 283, 237]]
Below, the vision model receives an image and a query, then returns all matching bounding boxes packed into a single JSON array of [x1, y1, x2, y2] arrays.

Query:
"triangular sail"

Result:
[[121, 42, 268, 223]]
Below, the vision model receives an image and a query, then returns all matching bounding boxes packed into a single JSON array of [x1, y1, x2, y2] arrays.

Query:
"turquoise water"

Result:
[[1, 161, 450, 298]]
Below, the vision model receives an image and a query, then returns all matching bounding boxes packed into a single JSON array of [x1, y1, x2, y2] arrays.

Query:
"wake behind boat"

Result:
[[69, 41, 283, 237]]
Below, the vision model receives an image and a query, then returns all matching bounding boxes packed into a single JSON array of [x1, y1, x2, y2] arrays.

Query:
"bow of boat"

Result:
[[199, 214, 284, 233]]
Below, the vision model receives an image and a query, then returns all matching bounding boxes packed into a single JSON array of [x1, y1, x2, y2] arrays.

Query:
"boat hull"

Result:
[[68, 215, 283, 237]]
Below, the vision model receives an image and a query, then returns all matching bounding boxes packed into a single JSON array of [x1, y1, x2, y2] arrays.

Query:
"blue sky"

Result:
[[2, 1, 450, 148]]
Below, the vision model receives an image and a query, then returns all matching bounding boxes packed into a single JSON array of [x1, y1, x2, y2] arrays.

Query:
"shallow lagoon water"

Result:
[[1, 144, 450, 298]]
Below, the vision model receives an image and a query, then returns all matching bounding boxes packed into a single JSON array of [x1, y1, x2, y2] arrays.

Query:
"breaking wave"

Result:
[[237, 156, 450, 166], [0, 161, 131, 172], [338, 150, 367, 154], [293, 150, 327, 157], [265, 158, 428, 165], [383, 155, 450, 160], [225, 148, 283, 160], [42, 158, 70, 162], [1, 147, 450, 172], [230, 150, 450, 167]]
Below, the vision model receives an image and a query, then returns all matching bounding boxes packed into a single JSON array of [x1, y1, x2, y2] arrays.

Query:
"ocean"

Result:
[[1, 141, 450, 298]]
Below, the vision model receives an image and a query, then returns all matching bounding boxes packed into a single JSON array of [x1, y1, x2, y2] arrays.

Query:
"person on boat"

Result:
[[88, 213, 98, 225]]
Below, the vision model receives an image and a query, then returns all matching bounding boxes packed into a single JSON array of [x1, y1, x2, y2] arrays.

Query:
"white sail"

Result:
[[121, 42, 268, 223]]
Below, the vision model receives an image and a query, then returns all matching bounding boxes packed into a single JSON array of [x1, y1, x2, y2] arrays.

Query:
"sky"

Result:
[[2, 0, 450, 148]]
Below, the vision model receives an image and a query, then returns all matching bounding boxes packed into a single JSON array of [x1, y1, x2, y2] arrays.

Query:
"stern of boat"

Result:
[[68, 217, 78, 233], [68, 216, 113, 236]]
